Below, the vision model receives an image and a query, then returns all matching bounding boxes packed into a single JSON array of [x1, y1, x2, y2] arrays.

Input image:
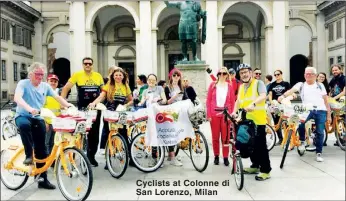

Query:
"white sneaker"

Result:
[[170, 158, 183, 166], [316, 153, 324, 162], [99, 149, 105, 155], [298, 141, 306, 152]]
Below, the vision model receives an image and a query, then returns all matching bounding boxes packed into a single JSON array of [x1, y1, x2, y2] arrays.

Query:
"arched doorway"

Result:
[[290, 54, 308, 86], [52, 58, 70, 88]]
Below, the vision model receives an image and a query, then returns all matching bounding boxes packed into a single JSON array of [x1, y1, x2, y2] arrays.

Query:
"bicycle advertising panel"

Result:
[[145, 100, 195, 146]]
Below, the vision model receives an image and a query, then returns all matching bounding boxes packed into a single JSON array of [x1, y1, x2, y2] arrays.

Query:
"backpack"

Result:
[[298, 82, 323, 101], [234, 113, 257, 158]]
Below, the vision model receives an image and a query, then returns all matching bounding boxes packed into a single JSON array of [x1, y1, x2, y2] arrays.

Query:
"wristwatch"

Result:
[[252, 102, 256, 107]]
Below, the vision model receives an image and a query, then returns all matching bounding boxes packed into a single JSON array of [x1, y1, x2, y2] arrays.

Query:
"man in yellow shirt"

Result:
[[43, 74, 61, 154], [61, 57, 104, 167]]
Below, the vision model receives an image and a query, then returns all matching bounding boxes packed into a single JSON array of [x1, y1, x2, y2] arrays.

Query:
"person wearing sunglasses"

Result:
[[205, 67, 241, 98], [61, 57, 104, 167], [231, 63, 272, 181], [14, 62, 74, 190], [206, 67, 235, 167], [253, 68, 262, 80], [164, 68, 188, 166], [268, 70, 291, 145]]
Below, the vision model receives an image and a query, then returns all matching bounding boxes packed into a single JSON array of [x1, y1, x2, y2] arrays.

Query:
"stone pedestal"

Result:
[[175, 63, 208, 106]]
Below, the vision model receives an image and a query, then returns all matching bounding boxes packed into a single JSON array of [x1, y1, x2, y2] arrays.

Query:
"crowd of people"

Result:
[[12, 56, 345, 190]]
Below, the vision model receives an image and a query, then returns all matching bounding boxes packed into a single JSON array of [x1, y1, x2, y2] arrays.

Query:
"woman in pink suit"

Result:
[[206, 67, 235, 166]]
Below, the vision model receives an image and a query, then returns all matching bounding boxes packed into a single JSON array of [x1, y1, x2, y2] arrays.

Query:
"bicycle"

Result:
[[215, 108, 246, 191], [1, 100, 19, 140], [130, 101, 209, 173], [324, 97, 345, 151], [279, 102, 322, 168], [103, 109, 130, 178], [1, 108, 93, 201]]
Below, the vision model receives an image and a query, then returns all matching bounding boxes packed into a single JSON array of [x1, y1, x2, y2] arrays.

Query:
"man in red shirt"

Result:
[[206, 67, 241, 98]]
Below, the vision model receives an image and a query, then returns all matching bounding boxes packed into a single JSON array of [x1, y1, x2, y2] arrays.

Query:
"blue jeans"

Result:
[[15, 116, 48, 178], [298, 110, 327, 154]]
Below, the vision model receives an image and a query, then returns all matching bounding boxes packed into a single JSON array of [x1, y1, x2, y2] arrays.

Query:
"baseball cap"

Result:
[[47, 74, 59, 81]]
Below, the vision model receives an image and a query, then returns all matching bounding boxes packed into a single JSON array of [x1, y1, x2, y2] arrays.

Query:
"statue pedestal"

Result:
[[175, 63, 208, 106]]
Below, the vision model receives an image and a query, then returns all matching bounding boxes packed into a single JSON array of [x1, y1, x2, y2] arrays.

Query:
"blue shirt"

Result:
[[15, 79, 56, 119]]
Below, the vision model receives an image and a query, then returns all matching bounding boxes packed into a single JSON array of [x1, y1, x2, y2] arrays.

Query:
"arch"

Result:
[[218, 1, 272, 27], [152, 2, 168, 29], [157, 14, 180, 40], [223, 43, 243, 54], [114, 45, 136, 59], [85, 2, 139, 30], [289, 17, 316, 36], [290, 54, 308, 86], [101, 15, 135, 41], [164, 25, 179, 40], [52, 58, 71, 88], [223, 12, 256, 38], [43, 22, 69, 44]]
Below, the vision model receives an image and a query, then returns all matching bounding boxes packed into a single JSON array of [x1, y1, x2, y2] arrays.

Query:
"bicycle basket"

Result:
[[133, 108, 148, 123], [188, 110, 206, 126], [52, 117, 77, 133]]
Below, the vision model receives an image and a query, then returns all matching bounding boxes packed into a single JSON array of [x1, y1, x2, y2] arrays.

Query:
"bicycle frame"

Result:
[[4, 132, 76, 177]]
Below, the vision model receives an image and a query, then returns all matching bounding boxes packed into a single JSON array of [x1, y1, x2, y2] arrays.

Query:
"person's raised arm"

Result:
[[278, 82, 300, 103], [89, 91, 106, 109], [333, 87, 346, 100]]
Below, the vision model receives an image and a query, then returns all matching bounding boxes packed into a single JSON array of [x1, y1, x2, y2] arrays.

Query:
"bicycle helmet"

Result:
[[237, 63, 251, 72], [228, 68, 236, 75]]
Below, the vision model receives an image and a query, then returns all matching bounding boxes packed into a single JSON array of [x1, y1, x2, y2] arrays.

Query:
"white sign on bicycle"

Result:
[[145, 100, 195, 146]]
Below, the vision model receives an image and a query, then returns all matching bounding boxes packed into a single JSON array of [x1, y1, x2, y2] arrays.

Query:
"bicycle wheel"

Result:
[[2, 122, 18, 140], [79, 134, 89, 175], [265, 124, 276, 151], [56, 147, 93, 201], [280, 129, 292, 169], [130, 133, 165, 173], [0, 149, 29, 190], [233, 155, 244, 191], [335, 119, 346, 151], [189, 130, 209, 172], [105, 134, 129, 178]]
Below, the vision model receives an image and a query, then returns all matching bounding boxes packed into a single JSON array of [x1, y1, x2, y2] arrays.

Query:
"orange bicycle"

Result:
[[1, 108, 93, 201]]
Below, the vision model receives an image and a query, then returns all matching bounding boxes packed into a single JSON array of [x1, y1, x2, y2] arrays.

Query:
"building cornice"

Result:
[[0, 1, 41, 21], [13, 51, 34, 59], [328, 43, 346, 52]]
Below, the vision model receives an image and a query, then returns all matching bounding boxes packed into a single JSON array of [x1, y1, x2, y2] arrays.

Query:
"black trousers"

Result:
[[87, 110, 101, 159], [15, 116, 48, 179], [250, 125, 272, 173]]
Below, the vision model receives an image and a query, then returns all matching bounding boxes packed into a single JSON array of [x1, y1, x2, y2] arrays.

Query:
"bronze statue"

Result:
[[165, 1, 207, 62]]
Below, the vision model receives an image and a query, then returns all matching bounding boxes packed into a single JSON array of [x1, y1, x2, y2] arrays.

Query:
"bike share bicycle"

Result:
[[1, 100, 19, 140], [1, 107, 93, 201]]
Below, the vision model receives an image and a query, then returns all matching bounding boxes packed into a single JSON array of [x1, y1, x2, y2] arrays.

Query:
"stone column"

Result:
[[152, 28, 158, 75], [138, 1, 153, 75], [312, 36, 318, 70], [42, 43, 48, 67], [255, 37, 261, 69], [265, 26, 274, 76], [69, 2, 86, 74], [204, 1, 218, 89], [316, 11, 326, 73], [33, 19, 43, 63], [272, 1, 289, 81], [159, 42, 166, 80], [250, 38, 256, 68], [85, 30, 93, 58], [134, 28, 140, 76], [218, 27, 223, 69]]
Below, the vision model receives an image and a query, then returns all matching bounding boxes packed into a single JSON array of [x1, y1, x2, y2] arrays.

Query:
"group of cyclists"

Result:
[[9, 56, 345, 191]]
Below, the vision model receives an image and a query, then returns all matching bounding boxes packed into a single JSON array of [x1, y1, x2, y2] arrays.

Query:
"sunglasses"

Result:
[[183, 80, 188, 82], [83, 63, 92, 66], [217, 72, 228, 76], [274, 74, 281, 76], [173, 74, 180, 77], [255, 73, 262, 75]]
